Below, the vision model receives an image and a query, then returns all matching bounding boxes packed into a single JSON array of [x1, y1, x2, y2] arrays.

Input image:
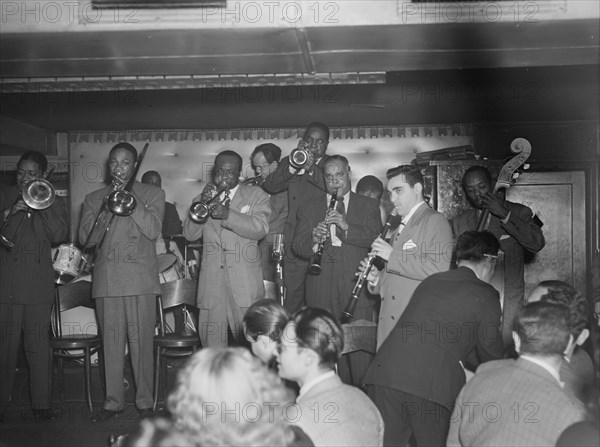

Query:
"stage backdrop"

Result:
[[68, 125, 473, 242]]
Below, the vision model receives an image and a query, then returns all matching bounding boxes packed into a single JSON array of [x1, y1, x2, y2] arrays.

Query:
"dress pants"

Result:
[[369, 385, 451, 447], [96, 295, 155, 411], [282, 258, 308, 313], [198, 271, 247, 348], [0, 303, 53, 409]]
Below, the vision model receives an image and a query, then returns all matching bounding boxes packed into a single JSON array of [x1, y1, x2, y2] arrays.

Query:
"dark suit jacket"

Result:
[[1, 185, 68, 305], [79, 181, 165, 298], [263, 156, 326, 265], [448, 357, 585, 447], [364, 266, 503, 410], [294, 192, 382, 319]]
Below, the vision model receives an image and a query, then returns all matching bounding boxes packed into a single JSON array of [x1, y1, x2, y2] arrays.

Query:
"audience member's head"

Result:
[[356, 175, 384, 202], [454, 230, 500, 282], [117, 417, 195, 447], [527, 280, 590, 358], [276, 307, 343, 386], [243, 299, 291, 366], [512, 301, 572, 358], [141, 170, 162, 188], [168, 347, 294, 447]]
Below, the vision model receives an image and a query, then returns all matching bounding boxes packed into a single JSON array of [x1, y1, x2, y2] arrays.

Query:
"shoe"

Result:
[[91, 408, 124, 423], [138, 407, 155, 419], [32, 408, 61, 422]]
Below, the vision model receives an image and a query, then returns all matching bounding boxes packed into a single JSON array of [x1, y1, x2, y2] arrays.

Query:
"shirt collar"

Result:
[[402, 201, 426, 224], [299, 370, 336, 398], [520, 355, 564, 387]]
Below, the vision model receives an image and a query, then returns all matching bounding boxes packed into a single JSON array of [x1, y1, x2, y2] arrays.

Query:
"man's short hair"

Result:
[[536, 280, 590, 338], [455, 231, 500, 263], [251, 143, 282, 164], [514, 301, 571, 356], [290, 307, 343, 369], [141, 170, 161, 184], [215, 150, 243, 171], [356, 175, 384, 200], [462, 165, 493, 189], [109, 142, 138, 161], [243, 299, 290, 342], [18, 151, 48, 174], [304, 122, 330, 141], [386, 164, 424, 188]]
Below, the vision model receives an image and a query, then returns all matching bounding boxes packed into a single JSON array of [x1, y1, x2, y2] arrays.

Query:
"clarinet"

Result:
[[308, 189, 338, 275], [340, 208, 399, 323]]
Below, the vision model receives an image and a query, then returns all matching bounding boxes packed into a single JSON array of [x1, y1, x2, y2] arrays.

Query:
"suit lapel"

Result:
[[392, 203, 429, 246]]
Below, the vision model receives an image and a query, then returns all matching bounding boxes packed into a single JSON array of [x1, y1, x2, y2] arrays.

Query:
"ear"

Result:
[[575, 328, 589, 346], [512, 330, 521, 354], [414, 182, 423, 195]]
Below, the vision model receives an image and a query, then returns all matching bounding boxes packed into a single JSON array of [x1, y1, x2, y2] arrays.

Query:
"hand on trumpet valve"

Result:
[[369, 236, 393, 262], [200, 183, 218, 203], [210, 201, 230, 220], [312, 221, 328, 245], [356, 257, 380, 283]]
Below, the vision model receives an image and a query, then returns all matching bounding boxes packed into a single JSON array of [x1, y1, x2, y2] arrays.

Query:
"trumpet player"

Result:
[[183, 150, 270, 349], [293, 155, 381, 384], [79, 142, 165, 422], [263, 122, 329, 312], [1, 151, 67, 421]]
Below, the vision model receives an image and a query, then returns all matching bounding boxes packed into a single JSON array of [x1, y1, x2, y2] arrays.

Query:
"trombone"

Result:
[[189, 183, 230, 224], [1, 168, 56, 250], [80, 143, 149, 265]]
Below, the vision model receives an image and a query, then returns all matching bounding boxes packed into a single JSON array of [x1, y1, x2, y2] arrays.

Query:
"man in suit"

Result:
[[184, 150, 270, 348], [363, 164, 453, 348], [294, 155, 382, 320], [447, 301, 586, 446], [79, 142, 165, 421], [526, 280, 595, 403], [275, 307, 384, 447], [263, 122, 329, 312], [364, 231, 504, 447], [1, 151, 68, 422], [452, 165, 545, 348], [250, 143, 288, 285]]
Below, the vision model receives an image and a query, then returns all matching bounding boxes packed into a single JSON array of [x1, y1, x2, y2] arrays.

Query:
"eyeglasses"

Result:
[[484, 254, 498, 263]]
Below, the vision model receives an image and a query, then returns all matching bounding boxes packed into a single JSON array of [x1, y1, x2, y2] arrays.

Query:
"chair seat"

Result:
[[50, 334, 101, 350], [154, 334, 201, 349]]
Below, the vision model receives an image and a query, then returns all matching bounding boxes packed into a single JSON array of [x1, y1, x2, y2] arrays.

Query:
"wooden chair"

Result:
[[50, 280, 104, 412], [153, 278, 201, 410]]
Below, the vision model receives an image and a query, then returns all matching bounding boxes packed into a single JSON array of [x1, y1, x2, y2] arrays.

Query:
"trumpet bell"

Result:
[[189, 201, 210, 224], [22, 179, 56, 210], [106, 190, 137, 216], [290, 148, 310, 169]]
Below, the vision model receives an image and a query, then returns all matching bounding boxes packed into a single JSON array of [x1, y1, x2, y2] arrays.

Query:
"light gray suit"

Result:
[[293, 374, 384, 447], [183, 183, 270, 347]]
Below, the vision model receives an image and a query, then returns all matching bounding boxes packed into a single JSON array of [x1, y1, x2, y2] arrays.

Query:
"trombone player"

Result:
[[183, 150, 270, 349], [78, 142, 164, 421], [1, 151, 67, 421]]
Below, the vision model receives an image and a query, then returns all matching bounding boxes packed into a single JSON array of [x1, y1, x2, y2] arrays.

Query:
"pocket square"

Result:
[[402, 239, 418, 250], [240, 205, 250, 214]]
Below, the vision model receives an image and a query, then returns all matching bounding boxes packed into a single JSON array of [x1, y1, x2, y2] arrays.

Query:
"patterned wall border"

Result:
[[68, 124, 474, 144]]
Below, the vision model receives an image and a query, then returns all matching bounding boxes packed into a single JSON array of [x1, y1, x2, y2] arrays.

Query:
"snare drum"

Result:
[[52, 243, 86, 285], [158, 253, 184, 284]]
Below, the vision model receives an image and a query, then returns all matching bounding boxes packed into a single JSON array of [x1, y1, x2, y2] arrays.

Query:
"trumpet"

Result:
[[309, 188, 338, 275], [242, 175, 263, 186], [289, 147, 310, 170], [340, 208, 399, 324], [189, 183, 230, 224], [1, 168, 56, 250]]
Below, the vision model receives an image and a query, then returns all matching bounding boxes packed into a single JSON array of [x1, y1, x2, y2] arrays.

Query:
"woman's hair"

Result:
[[118, 417, 195, 447], [243, 299, 290, 342], [168, 347, 294, 447]]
